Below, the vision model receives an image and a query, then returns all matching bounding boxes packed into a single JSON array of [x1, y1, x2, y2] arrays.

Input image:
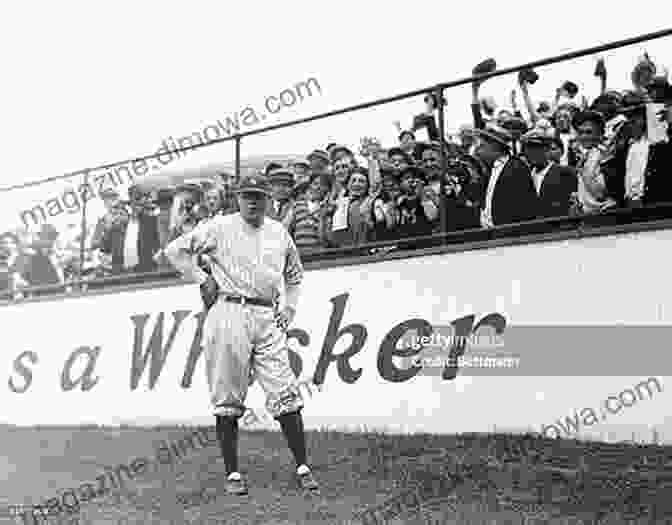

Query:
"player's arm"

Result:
[[283, 233, 304, 315], [164, 219, 214, 285]]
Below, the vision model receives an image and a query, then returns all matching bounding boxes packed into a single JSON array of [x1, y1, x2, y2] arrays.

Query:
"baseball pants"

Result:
[[203, 298, 304, 419]]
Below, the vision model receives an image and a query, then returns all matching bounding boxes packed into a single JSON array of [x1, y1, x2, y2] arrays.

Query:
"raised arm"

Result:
[[471, 81, 485, 130], [518, 78, 539, 124]]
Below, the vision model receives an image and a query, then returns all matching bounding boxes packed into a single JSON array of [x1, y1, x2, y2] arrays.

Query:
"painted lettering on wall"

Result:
[[6, 292, 506, 393]]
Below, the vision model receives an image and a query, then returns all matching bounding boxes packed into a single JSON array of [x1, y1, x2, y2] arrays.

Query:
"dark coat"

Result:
[[100, 212, 160, 273], [489, 156, 538, 226], [535, 164, 578, 219], [600, 136, 672, 207], [22, 250, 61, 287]]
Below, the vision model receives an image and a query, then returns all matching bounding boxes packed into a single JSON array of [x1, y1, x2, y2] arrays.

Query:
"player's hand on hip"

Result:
[[275, 306, 295, 331], [200, 275, 218, 299]]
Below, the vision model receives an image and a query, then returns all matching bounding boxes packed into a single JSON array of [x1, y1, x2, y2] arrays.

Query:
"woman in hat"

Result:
[[396, 165, 439, 243], [398, 130, 417, 159], [569, 110, 617, 214], [328, 144, 354, 164], [307, 150, 330, 174], [324, 153, 356, 210], [387, 147, 413, 173], [371, 168, 402, 243], [324, 166, 376, 248], [441, 157, 486, 232]]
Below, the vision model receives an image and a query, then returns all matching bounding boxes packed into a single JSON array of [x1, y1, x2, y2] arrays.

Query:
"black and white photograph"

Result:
[[1, 2, 672, 524]]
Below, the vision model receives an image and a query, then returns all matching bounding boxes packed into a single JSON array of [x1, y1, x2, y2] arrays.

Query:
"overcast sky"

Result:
[[0, 1, 670, 192]]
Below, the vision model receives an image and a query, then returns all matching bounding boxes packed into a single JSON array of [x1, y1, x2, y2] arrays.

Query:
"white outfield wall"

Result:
[[1, 228, 671, 442]]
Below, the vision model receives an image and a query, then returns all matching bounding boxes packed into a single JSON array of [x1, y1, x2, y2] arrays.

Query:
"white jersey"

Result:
[[165, 213, 303, 305]]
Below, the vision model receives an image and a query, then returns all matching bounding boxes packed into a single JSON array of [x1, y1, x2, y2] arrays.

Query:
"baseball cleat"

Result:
[[296, 469, 320, 493], [225, 476, 249, 496]]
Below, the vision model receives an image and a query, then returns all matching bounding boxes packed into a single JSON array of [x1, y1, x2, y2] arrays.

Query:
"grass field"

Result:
[[2, 425, 672, 525]]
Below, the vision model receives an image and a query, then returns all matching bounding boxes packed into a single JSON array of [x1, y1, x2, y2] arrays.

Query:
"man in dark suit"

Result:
[[474, 123, 538, 227], [600, 90, 672, 209], [19, 224, 65, 296], [98, 186, 161, 275], [520, 128, 578, 219]]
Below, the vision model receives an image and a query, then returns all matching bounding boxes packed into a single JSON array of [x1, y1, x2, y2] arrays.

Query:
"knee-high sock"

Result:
[[277, 410, 307, 468], [216, 415, 239, 475]]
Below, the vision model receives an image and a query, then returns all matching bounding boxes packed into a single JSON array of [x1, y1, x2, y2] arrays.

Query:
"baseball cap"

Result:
[[235, 173, 271, 196]]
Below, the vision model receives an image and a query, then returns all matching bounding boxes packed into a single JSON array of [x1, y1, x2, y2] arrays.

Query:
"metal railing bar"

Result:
[[1, 27, 670, 193]]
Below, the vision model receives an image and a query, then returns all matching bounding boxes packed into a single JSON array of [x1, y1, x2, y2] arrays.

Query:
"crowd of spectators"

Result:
[[1, 52, 671, 299]]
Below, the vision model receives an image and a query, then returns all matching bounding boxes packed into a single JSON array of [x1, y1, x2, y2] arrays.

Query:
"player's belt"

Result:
[[219, 294, 275, 308]]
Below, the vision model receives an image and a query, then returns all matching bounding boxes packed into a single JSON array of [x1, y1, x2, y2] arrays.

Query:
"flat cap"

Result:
[[235, 173, 271, 195]]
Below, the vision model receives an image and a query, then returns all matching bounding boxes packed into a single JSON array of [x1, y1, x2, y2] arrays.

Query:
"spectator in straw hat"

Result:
[[474, 123, 538, 227], [307, 149, 330, 174], [267, 168, 296, 228], [329, 144, 354, 164], [287, 172, 333, 250], [263, 161, 283, 177], [520, 128, 577, 219], [291, 158, 312, 187]]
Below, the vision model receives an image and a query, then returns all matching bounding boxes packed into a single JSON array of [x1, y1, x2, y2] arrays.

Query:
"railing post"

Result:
[[235, 135, 241, 181], [436, 86, 448, 241], [79, 169, 89, 289]]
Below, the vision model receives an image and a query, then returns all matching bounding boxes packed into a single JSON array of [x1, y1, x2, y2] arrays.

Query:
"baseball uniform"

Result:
[[165, 212, 304, 419]]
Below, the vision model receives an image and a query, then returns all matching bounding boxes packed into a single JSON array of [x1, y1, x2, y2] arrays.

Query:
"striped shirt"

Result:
[[165, 213, 303, 307], [289, 200, 325, 248]]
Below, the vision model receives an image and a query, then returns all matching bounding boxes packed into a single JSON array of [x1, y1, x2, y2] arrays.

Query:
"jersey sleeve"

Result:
[[283, 228, 303, 312], [283, 230, 304, 287], [164, 219, 216, 284]]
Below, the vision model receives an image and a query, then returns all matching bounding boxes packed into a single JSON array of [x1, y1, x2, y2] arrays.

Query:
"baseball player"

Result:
[[164, 172, 320, 496]]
